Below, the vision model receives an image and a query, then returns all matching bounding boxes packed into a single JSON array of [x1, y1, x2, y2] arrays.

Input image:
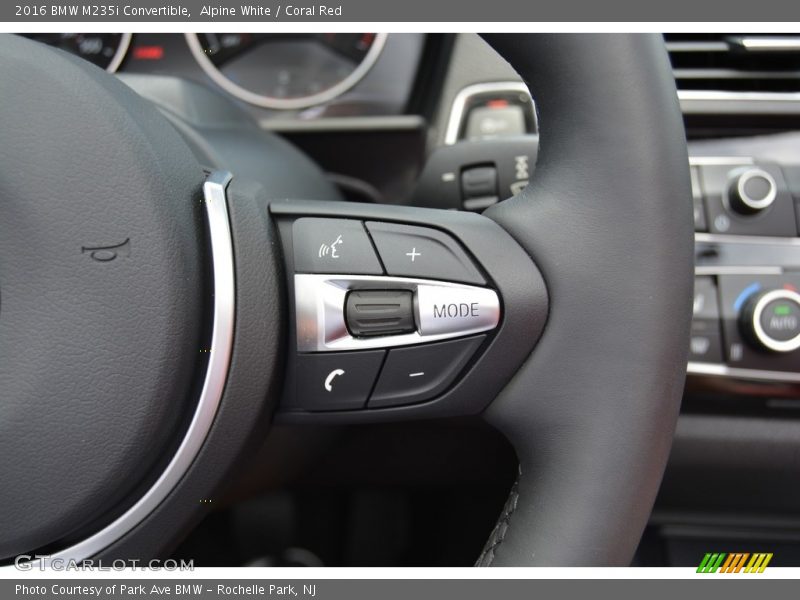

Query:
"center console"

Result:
[[688, 157, 800, 387]]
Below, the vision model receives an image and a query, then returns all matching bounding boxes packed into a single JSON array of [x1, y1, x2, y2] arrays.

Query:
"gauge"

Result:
[[19, 33, 132, 72], [186, 33, 388, 110]]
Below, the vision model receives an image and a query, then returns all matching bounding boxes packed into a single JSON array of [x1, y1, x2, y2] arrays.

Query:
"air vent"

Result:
[[665, 33, 800, 93]]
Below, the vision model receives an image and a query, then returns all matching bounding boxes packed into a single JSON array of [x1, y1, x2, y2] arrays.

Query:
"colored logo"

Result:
[[697, 553, 773, 573]]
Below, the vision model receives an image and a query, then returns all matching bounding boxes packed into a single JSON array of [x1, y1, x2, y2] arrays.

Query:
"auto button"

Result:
[[741, 289, 800, 353]]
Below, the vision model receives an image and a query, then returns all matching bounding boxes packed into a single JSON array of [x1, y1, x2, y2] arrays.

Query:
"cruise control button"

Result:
[[293, 218, 382, 275], [370, 336, 484, 408], [365, 222, 485, 284], [296, 350, 385, 411], [416, 283, 500, 336]]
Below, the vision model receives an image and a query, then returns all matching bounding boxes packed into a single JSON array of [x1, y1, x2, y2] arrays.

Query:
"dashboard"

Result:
[[21, 32, 427, 125]]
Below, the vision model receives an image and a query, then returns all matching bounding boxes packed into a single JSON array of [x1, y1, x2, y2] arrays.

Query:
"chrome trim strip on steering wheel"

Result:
[[294, 273, 500, 352], [5, 171, 236, 568]]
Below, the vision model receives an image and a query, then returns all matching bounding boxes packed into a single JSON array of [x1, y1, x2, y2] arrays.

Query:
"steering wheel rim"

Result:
[[477, 33, 693, 565], [0, 32, 692, 567]]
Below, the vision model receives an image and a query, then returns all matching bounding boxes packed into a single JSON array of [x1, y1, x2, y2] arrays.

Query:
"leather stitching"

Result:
[[475, 469, 520, 567]]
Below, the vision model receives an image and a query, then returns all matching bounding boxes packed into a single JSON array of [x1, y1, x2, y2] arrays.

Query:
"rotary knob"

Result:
[[726, 167, 777, 215], [740, 289, 800, 353]]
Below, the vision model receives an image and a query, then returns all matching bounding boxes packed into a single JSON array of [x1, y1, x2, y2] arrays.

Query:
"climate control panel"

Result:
[[690, 273, 800, 377], [689, 156, 800, 384]]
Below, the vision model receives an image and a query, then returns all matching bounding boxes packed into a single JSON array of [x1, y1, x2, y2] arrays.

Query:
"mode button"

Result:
[[416, 283, 500, 337]]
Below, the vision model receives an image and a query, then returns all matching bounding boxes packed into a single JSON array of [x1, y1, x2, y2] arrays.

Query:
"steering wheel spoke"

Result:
[[270, 199, 547, 421]]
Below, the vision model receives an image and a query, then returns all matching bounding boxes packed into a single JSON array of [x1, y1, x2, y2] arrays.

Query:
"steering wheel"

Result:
[[0, 33, 693, 567]]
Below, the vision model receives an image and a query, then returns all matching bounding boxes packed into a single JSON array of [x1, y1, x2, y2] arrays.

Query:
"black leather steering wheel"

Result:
[[0, 33, 693, 567]]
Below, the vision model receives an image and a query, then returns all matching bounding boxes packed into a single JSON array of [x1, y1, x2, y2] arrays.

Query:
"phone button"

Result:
[[295, 350, 385, 411]]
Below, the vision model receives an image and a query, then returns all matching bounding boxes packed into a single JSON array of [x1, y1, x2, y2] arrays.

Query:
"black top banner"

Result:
[[3, 0, 800, 22]]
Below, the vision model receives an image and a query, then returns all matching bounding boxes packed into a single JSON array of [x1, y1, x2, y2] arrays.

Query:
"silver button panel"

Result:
[[295, 274, 501, 352]]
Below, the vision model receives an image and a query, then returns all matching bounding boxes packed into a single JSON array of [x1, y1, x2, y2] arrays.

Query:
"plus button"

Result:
[[405, 247, 421, 262]]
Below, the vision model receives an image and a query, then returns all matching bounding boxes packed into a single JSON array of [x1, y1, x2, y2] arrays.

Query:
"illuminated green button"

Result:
[[760, 298, 800, 342]]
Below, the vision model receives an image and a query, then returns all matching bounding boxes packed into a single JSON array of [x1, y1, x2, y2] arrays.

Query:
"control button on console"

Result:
[[717, 274, 800, 372], [690, 277, 723, 363], [689, 332, 723, 363], [759, 295, 800, 343], [699, 163, 795, 237], [727, 167, 777, 215], [365, 222, 485, 285], [416, 283, 500, 337], [296, 350, 385, 411], [690, 166, 707, 232], [693, 198, 707, 232], [742, 289, 800, 353], [693, 277, 720, 320], [370, 336, 485, 408], [293, 218, 383, 275]]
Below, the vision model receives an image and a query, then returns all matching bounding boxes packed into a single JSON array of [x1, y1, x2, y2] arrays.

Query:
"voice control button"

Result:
[[292, 218, 383, 275]]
